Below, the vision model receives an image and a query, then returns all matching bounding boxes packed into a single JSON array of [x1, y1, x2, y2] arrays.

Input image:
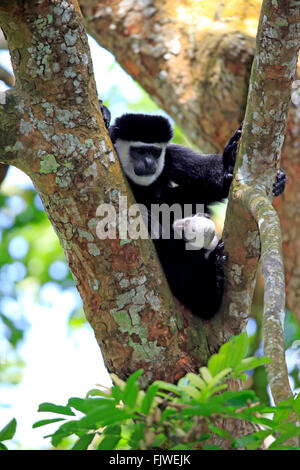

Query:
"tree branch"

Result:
[[248, 192, 288, 403], [0, 65, 14, 87], [0, 163, 8, 185], [0, 28, 7, 49]]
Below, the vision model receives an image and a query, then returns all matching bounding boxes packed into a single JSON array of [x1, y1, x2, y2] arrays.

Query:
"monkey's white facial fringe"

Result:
[[114, 138, 166, 186]]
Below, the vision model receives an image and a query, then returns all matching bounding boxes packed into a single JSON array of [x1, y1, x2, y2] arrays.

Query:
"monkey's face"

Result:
[[114, 139, 166, 186], [130, 144, 163, 176]]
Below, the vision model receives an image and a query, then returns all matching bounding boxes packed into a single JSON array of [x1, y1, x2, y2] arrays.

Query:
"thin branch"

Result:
[[0, 28, 7, 49], [251, 194, 289, 404], [239, 187, 291, 403], [0, 65, 14, 87], [0, 163, 8, 185]]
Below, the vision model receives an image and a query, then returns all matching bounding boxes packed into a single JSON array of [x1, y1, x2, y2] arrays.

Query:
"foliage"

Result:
[[32, 333, 300, 450], [0, 418, 17, 450]]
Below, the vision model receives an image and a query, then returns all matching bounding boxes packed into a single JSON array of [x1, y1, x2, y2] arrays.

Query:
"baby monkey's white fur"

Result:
[[173, 213, 219, 253]]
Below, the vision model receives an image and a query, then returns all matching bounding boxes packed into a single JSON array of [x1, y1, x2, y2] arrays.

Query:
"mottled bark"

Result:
[[221, 0, 299, 405]]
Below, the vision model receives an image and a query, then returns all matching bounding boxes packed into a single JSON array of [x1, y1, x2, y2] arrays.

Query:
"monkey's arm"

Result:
[[166, 120, 286, 204], [166, 144, 232, 205], [165, 125, 242, 204]]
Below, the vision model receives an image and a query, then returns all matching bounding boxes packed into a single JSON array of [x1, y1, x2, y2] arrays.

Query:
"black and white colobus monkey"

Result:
[[100, 101, 286, 319]]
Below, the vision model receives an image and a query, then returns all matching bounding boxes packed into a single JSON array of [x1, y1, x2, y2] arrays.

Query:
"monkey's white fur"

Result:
[[114, 139, 167, 186]]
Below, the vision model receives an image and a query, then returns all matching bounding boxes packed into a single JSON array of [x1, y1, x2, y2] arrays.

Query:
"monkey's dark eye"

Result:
[[150, 147, 162, 159], [130, 145, 162, 159]]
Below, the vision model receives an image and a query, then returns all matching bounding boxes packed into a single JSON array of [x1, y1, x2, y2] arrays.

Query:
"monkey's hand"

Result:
[[99, 99, 111, 130], [273, 168, 287, 197], [223, 121, 243, 181], [173, 213, 219, 252]]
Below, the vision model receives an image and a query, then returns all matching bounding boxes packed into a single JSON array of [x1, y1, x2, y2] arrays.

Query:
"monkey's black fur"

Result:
[[100, 102, 287, 319], [111, 113, 173, 144]]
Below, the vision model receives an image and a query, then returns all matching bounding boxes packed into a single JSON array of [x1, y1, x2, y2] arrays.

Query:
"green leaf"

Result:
[[225, 390, 257, 407], [181, 403, 224, 417], [38, 402, 75, 416], [233, 433, 263, 450], [208, 424, 230, 439], [171, 443, 190, 450], [268, 421, 300, 449], [179, 385, 200, 400], [111, 385, 123, 403], [68, 397, 112, 414], [272, 406, 293, 424], [72, 433, 95, 450], [160, 408, 177, 422], [97, 435, 121, 450], [0, 314, 23, 347], [104, 424, 121, 436], [208, 332, 249, 375], [199, 367, 213, 384], [185, 373, 206, 390], [203, 444, 220, 450], [32, 418, 66, 429], [206, 368, 232, 390], [226, 333, 249, 369], [233, 356, 271, 375], [153, 381, 181, 396], [86, 388, 110, 398], [97, 424, 122, 450], [128, 422, 146, 449], [0, 418, 17, 442], [122, 369, 143, 409], [78, 405, 132, 429], [141, 383, 160, 415], [50, 420, 80, 447]]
